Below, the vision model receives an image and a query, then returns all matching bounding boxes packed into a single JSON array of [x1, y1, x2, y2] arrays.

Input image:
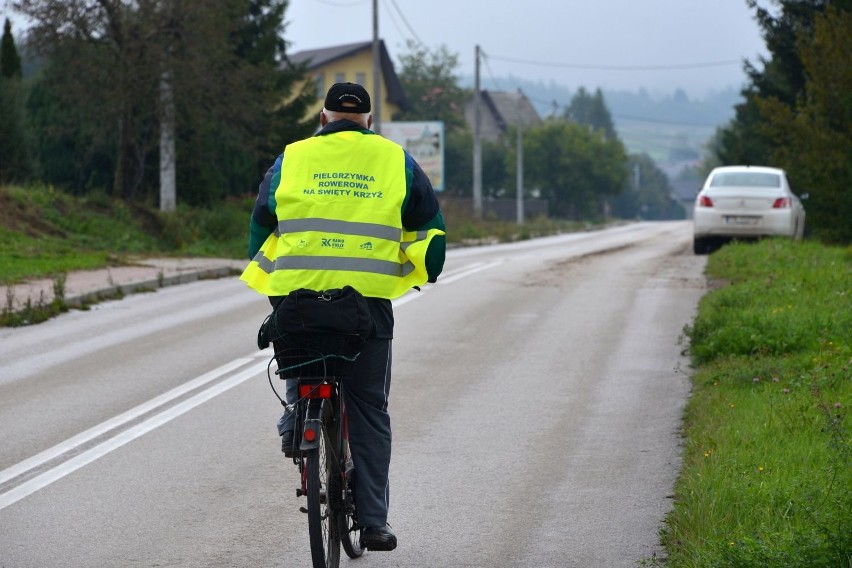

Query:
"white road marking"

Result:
[[0, 357, 254, 487], [0, 259, 500, 509], [436, 260, 504, 285], [0, 359, 268, 511]]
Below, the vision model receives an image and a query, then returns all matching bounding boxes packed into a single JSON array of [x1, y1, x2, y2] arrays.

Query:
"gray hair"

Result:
[[322, 108, 371, 128]]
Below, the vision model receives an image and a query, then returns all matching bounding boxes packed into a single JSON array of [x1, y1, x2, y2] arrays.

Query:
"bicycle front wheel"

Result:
[[305, 421, 340, 567]]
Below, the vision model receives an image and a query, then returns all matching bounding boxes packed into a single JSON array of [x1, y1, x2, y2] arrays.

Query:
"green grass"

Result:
[[0, 184, 251, 284], [0, 184, 592, 286], [1, 183, 593, 326], [659, 240, 851, 567], [0, 226, 112, 282]]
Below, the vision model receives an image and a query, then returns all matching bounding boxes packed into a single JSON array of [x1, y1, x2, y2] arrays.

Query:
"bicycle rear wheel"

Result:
[[305, 405, 340, 567], [339, 454, 363, 559]]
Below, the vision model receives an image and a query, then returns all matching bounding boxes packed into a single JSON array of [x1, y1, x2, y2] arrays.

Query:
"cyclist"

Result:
[[241, 82, 446, 551]]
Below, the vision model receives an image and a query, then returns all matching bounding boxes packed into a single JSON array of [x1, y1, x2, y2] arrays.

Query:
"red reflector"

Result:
[[697, 195, 713, 207], [772, 197, 791, 208], [299, 383, 332, 399], [304, 428, 317, 442]]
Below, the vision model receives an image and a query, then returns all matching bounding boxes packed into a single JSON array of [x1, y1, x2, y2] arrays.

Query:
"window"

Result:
[[315, 74, 325, 98], [355, 72, 366, 86], [710, 172, 781, 188], [334, 72, 345, 84]]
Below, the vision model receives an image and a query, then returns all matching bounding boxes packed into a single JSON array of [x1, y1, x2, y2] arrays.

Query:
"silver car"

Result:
[[693, 165, 807, 254]]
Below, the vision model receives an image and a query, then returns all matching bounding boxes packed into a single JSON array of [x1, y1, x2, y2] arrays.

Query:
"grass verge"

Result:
[[0, 184, 605, 327], [0, 184, 251, 285], [1, 184, 598, 287], [658, 240, 851, 567]]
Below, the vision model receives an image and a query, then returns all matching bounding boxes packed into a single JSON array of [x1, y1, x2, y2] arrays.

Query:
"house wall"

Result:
[[464, 101, 505, 142], [304, 49, 400, 126]]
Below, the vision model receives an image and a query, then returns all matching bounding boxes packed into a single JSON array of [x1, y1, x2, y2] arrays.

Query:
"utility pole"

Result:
[[472, 45, 483, 220], [516, 89, 524, 226], [371, 0, 381, 134], [159, 68, 176, 212]]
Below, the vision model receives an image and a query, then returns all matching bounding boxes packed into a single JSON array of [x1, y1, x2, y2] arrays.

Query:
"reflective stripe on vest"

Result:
[[274, 218, 401, 242], [240, 131, 443, 299]]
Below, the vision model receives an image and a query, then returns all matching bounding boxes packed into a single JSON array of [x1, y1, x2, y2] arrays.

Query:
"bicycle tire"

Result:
[[324, 388, 362, 559], [305, 403, 340, 567], [339, 453, 363, 559]]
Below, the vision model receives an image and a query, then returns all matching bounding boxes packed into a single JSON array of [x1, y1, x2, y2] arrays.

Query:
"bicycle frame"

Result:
[[292, 379, 339, 496], [293, 377, 363, 568]]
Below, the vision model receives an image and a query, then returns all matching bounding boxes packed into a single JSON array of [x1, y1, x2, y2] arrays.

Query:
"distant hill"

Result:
[[459, 74, 742, 165]]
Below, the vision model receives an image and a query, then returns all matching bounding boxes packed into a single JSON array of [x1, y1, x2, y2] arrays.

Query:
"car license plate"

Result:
[[724, 215, 760, 226]]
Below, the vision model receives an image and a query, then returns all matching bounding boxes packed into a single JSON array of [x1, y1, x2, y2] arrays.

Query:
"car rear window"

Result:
[[710, 172, 781, 188]]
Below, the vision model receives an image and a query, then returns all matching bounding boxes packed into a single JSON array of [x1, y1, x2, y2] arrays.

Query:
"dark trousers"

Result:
[[268, 297, 393, 527], [341, 337, 393, 528]]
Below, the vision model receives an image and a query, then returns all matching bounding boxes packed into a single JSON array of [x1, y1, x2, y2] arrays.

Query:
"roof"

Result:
[[288, 40, 408, 111], [709, 165, 785, 175], [481, 90, 542, 131]]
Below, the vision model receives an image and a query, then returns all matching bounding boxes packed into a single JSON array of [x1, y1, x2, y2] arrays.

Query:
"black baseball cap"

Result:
[[324, 82, 371, 113]]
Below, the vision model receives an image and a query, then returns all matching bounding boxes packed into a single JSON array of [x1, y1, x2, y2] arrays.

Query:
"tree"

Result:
[[714, 0, 851, 243], [755, 6, 852, 243], [523, 120, 628, 219], [0, 18, 32, 183], [394, 41, 469, 132], [175, 0, 316, 204], [14, 0, 313, 204], [1, 18, 22, 78], [611, 153, 685, 220], [443, 129, 471, 195], [715, 0, 844, 166], [563, 87, 616, 140]]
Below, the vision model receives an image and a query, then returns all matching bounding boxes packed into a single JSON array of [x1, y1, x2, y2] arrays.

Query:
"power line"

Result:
[[486, 54, 743, 72], [479, 50, 505, 92], [382, 0, 425, 47], [311, 0, 368, 7]]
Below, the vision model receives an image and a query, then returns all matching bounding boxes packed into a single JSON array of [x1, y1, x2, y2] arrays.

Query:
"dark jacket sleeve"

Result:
[[248, 154, 283, 259], [402, 153, 446, 283]]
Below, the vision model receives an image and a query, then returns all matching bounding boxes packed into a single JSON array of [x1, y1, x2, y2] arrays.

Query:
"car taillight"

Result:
[[772, 198, 791, 209], [697, 195, 713, 208]]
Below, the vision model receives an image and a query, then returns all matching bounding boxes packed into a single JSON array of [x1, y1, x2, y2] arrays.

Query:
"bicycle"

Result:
[[268, 347, 364, 568]]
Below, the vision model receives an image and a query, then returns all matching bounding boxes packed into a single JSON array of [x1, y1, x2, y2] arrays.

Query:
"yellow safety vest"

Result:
[[241, 130, 444, 299]]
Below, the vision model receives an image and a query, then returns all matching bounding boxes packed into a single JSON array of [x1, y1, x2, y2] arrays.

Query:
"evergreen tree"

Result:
[[563, 87, 616, 140], [715, 0, 847, 166], [177, 0, 316, 204], [0, 18, 32, 183], [715, 0, 851, 243], [755, 6, 852, 243], [1, 18, 22, 78]]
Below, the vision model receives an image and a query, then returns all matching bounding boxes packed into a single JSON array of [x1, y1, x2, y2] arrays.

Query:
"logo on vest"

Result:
[[360, 241, 373, 251], [321, 238, 345, 249]]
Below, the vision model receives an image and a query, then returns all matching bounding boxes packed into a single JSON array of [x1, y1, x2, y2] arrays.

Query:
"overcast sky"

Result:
[[285, 0, 770, 99], [2, 0, 770, 99]]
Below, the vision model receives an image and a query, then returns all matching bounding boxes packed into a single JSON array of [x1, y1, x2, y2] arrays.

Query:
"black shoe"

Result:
[[360, 524, 397, 551], [280, 430, 294, 456]]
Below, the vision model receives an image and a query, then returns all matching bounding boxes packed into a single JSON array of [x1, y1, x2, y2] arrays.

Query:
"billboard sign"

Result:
[[382, 121, 444, 191]]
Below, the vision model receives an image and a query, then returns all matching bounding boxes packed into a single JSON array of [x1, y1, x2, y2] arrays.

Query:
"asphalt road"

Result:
[[0, 221, 707, 567]]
